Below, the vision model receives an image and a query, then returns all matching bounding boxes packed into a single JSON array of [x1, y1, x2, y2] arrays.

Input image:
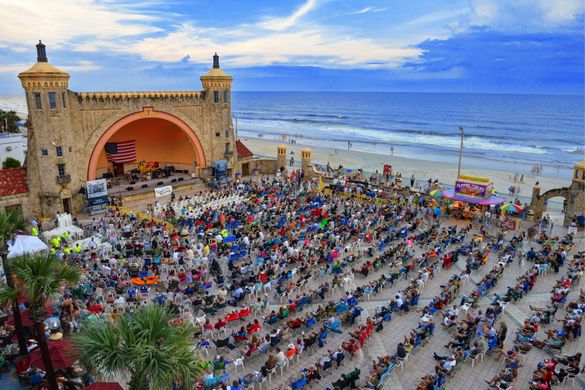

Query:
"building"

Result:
[[5, 41, 239, 217], [0, 133, 27, 166]]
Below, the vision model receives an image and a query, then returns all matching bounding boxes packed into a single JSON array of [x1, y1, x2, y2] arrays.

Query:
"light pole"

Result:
[[457, 126, 464, 179]]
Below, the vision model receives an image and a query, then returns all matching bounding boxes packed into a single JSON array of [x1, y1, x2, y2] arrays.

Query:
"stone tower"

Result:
[[277, 144, 287, 172], [200, 53, 236, 168], [301, 148, 312, 177], [18, 41, 80, 216]]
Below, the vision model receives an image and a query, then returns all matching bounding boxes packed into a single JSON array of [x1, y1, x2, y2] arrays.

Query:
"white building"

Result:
[[0, 133, 27, 165]]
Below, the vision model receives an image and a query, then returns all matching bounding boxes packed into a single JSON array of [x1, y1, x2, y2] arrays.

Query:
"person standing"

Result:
[[410, 174, 415, 188]]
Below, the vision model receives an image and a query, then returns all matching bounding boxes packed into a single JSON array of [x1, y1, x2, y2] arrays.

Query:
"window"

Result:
[[68, 146, 72, 153], [34, 93, 42, 109], [225, 129, 230, 138], [62, 92, 67, 108], [225, 142, 230, 154], [48, 92, 57, 109], [213, 90, 220, 103], [57, 163, 66, 176], [41, 148, 48, 156], [56, 146, 63, 156], [223, 90, 228, 103], [215, 132, 220, 137]]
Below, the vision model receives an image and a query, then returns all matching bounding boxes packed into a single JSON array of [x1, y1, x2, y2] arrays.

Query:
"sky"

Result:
[[0, 0, 583, 94]]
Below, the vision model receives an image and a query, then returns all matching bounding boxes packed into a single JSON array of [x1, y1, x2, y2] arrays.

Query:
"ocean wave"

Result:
[[238, 119, 549, 155]]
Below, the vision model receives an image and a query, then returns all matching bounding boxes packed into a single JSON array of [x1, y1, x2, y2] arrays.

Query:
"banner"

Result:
[[154, 185, 173, 197], [455, 180, 492, 198], [87, 179, 108, 199]]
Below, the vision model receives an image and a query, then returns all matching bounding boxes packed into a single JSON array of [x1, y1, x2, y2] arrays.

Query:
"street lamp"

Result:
[[457, 126, 464, 179]]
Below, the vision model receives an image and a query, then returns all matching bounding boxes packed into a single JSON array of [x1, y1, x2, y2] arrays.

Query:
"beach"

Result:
[[240, 135, 572, 202]]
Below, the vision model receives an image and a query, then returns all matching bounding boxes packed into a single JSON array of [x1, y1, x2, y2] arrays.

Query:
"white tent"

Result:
[[7, 235, 48, 258]]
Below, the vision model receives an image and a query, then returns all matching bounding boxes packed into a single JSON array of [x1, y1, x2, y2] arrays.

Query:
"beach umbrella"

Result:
[[83, 383, 123, 390], [7, 307, 54, 327], [502, 203, 523, 213], [429, 189, 444, 198], [30, 339, 79, 370]]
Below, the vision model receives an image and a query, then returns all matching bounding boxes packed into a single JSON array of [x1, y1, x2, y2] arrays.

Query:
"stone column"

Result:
[[529, 183, 543, 219], [301, 148, 312, 177], [277, 144, 287, 173]]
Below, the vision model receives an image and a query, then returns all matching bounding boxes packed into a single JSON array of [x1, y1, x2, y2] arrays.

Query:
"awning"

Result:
[[8, 235, 48, 258], [443, 189, 504, 205]]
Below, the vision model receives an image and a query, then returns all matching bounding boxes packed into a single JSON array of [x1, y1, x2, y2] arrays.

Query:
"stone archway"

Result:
[[87, 109, 206, 180]]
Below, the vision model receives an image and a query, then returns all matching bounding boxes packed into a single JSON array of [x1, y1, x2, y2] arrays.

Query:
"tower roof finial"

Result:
[[36, 40, 47, 62], [213, 52, 220, 69]]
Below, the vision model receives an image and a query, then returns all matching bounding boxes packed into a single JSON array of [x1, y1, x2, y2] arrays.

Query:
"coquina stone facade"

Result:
[[16, 41, 237, 218]]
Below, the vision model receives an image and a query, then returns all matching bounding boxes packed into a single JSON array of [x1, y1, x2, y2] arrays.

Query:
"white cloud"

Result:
[[129, 23, 420, 68], [259, 0, 318, 31], [0, 0, 161, 48], [350, 7, 387, 15], [468, 0, 584, 28], [0, 60, 101, 74]]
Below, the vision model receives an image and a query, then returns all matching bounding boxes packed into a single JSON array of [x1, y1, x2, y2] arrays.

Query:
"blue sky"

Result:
[[0, 0, 583, 94]]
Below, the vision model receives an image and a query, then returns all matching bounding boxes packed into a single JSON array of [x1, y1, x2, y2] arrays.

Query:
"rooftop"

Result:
[[236, 140, 253, 159], [0, 167, 28, 196]]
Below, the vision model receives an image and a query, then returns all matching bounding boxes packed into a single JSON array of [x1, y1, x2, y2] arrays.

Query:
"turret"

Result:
[[18, 41, 77, 216], [200, 53, 233, 104], [277, 144, 287, 173]]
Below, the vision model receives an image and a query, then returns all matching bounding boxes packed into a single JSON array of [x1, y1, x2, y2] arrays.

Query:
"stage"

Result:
[[106, 173, 206, 199]]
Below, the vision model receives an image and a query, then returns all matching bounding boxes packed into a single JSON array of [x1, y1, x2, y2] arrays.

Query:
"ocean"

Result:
[[2, 92, 583, 179], [231, 92, 585, 179]]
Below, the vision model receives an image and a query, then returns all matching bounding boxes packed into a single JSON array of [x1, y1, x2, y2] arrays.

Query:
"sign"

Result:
[[154, 185, 173, 197], [455, 180, 492, 199], [383, 164, 392, 176], [87, 195, 108, 207], [87, 179, 108, 199]]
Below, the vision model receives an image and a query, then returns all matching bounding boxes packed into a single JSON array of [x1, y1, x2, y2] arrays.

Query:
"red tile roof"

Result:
[[236, 140, 254, 159], [0, 167, 28, 196]]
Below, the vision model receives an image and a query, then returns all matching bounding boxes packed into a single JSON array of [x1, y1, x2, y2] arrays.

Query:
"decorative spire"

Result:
[[213, 52, 220, 69], [36, 40, 47, 62]]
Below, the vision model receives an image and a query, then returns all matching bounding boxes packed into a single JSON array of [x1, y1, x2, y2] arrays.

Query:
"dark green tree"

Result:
[[0, 109, 21, 133], [2, 157, 21, 169]]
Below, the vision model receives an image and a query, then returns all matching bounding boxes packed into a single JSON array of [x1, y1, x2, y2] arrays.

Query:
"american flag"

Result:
[[105, 140, 136, 163]]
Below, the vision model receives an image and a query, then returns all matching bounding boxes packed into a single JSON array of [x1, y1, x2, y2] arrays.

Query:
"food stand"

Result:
[[443, 175, 504, 220]]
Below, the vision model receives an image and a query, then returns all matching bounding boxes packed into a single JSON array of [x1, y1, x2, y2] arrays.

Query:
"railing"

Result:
[[56, 174, 71, 183]]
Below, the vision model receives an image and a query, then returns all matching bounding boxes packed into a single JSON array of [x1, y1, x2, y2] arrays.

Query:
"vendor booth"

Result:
[[443, 175, 504, 220]]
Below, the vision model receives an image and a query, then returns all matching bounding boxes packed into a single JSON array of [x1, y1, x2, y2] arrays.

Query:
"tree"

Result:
[[2, 157, 21, 169], [73, 305, 203, 390], [0, 209, 27, 355], [0, 109, 21, 133], [0, 254, 79, 390]]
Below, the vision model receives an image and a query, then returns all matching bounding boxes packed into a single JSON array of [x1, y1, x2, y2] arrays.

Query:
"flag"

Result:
[[105, 140, 136, 163]]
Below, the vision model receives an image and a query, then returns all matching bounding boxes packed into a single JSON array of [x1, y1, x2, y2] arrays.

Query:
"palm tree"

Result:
[[0, 254, 79, 390], [0, 109, 21, 133], [73, 305, 203, 390], [0, 209, 27, 355]]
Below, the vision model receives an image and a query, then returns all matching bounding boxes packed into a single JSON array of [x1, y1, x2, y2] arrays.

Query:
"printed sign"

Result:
[[86, 179, 108, 199], [455, 180, 492, 199], [154, 185, 173, 197]]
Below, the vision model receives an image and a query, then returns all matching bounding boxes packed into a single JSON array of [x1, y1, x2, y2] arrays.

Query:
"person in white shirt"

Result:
[[275, 348, 286, 364]]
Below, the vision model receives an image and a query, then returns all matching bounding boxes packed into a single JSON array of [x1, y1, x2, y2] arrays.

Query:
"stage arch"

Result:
[[87, 110, 207, 181]]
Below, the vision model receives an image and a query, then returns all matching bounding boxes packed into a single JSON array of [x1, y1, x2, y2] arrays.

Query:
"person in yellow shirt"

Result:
[[31, 226, 38, 237], [73, 244, 82, 253], [64, 247, 72, 255]]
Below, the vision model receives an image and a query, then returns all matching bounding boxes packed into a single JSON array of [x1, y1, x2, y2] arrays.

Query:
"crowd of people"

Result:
[[1, 171, 583, 389]]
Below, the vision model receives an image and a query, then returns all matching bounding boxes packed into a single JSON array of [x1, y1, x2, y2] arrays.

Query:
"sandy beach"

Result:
[[240, 136, 572, 202]]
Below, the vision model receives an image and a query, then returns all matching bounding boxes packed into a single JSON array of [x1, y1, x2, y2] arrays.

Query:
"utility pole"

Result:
[[457, 126, 464, 179]]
